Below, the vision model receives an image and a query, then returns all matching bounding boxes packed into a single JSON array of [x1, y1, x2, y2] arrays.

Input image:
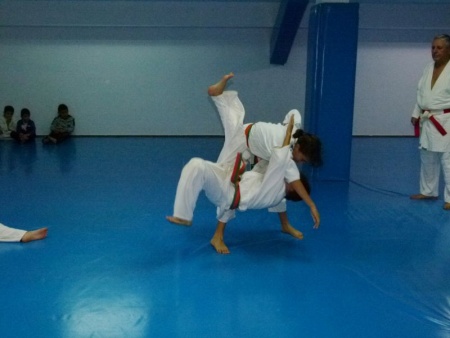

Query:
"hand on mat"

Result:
[[310, 206, 320, 229]]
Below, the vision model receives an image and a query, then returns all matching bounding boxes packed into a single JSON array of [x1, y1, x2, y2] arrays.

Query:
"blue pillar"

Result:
[[304, 3, 359, 181]]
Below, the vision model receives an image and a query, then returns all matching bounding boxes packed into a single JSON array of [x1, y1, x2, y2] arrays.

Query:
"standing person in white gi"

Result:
[[0, 222, 48, 243], [410, 34, 450, 210], [167, 74, 321, 253]]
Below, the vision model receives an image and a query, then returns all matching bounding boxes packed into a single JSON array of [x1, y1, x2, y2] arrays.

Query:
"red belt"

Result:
[[244, 124, 253, 147], [416, 109, 450, 137], [230, 184, 241, 210], [230, 152, 246, 210]]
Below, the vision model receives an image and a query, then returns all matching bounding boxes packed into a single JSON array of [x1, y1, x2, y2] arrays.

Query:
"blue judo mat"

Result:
[[0, 137, 449, 338]]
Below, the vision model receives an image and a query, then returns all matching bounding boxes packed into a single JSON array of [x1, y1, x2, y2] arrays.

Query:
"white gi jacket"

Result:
[[236, 146, 292, 211], [214, 91, 301, 183], [247, 120, 301, 183], [412, 61, 450, 152], [213, 91, 302, 213]]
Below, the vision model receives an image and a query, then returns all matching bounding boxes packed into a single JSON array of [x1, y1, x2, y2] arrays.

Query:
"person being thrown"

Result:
[[167, 73, 322, 254]]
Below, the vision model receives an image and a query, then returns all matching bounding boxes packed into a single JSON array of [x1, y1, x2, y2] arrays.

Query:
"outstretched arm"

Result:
[[288, 179, 320, 228], [284, 114, 320, 228]]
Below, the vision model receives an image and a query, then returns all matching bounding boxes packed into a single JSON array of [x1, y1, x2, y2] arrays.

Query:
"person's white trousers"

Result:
[[0, 223, 26, 242], [420, 149, 450, 202], [172, 91, 246, 223]]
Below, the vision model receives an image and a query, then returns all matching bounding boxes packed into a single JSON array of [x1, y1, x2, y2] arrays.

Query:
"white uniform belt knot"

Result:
[[420, 109, 450, 136]]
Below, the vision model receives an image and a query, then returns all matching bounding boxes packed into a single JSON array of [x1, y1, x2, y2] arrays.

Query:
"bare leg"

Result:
[[210, 221, 230, 254], [166, 216, 192, 226], [20, 227, 48, 243], [207, 73, 234, 97], [278, 212, 303, 240]]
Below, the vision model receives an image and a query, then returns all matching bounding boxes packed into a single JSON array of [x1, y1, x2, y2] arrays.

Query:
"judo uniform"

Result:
[[214, 90, 301, 183], [412, 61, 450, 202], [172, 91, 295, 223], [212, 90, 302, 212], [0, 223, 26, 242]]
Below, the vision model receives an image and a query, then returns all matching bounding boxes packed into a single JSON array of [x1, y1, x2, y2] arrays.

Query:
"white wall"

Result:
[[0, 1, 449, 136], [353, 3, 450, 135], [353, 43, 427, 136], [0, 1, 307, 136], [0, 35, 308, 136]]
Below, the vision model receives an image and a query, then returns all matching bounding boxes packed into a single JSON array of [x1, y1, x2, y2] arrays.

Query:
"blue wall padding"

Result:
[[304, 3, 359, 181]]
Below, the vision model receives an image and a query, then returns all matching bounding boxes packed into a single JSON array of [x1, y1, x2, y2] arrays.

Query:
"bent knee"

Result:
[[185, 157, 207, 172]]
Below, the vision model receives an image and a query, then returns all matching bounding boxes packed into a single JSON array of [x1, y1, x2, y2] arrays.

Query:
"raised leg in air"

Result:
[[208, 73, 234, 97]]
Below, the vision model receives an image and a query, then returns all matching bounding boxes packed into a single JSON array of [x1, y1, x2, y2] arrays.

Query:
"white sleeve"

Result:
[[255, 146, 291, 196], [284, 160, 300, 183], [412, 103, 421, 118]]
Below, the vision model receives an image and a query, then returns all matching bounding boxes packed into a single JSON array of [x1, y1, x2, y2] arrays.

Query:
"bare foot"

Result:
[[410, 194, 438, 200], [281, 223, 304, 240], [207, 73, 234, 96], [210, 236, 230, 254], [166, 216, 192, 226], [21, 227, 48, 243]]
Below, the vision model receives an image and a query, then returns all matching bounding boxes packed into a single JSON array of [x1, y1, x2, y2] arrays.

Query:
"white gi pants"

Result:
[[172, 91, 246, 223], [173, 158, 235, 223], [0, 223, 26, 242], [420, 149, 450, 202]]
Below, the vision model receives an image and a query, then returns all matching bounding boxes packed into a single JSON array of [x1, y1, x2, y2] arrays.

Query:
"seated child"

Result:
[[42, 103, 75, 144], [11, 108, 36, 143], [0, 105, 16, 140]]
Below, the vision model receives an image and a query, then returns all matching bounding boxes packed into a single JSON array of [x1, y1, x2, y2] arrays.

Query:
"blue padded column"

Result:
[[304, 3, 359, 181]]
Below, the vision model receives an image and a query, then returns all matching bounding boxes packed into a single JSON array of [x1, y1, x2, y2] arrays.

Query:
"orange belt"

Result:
[[230, 152, 246, 210], [416, 109, 450, 137], [244, 124, 253, 147]]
